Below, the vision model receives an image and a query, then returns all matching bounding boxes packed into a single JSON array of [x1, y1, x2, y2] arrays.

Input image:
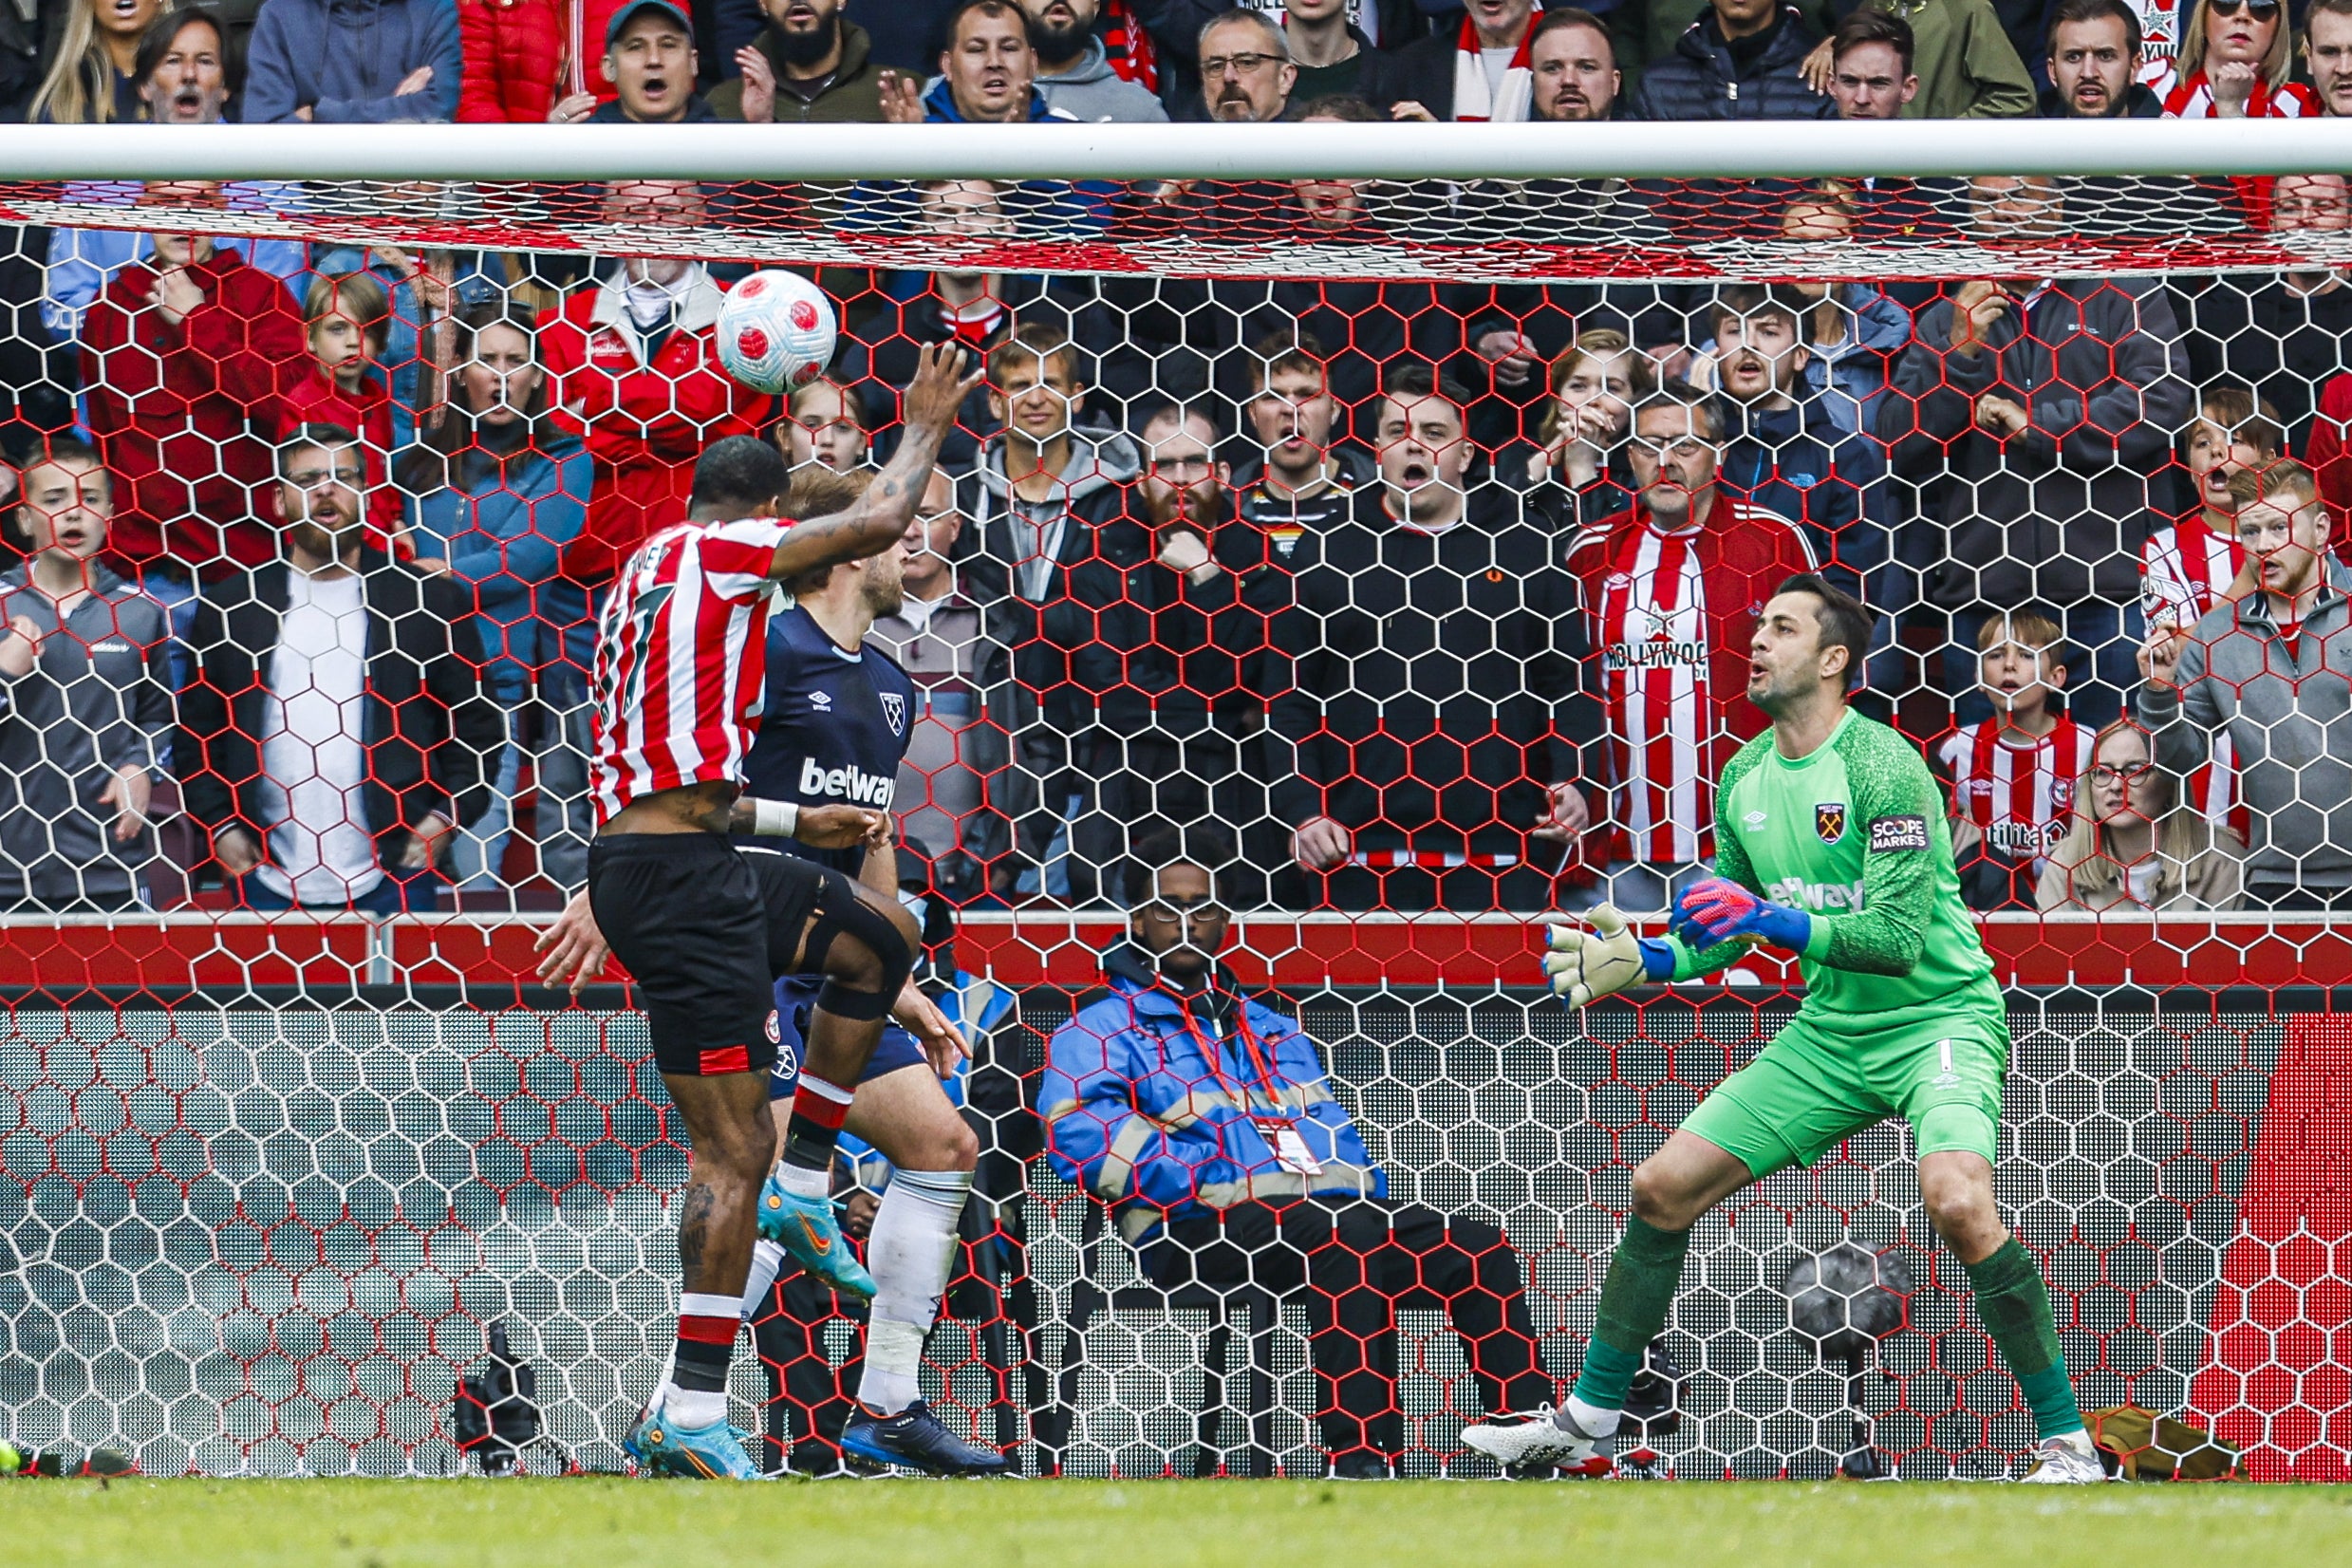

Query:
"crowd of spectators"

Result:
[[4, 0, 2352, 917]]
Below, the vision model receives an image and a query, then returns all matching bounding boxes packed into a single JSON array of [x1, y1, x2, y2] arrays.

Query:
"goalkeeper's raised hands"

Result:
[[1669, 878, 1813, 955], [1540, 905, 1674, 1008]]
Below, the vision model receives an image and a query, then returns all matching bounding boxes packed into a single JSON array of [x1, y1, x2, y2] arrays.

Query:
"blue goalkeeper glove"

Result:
[[1669, 877, 1813, 954]]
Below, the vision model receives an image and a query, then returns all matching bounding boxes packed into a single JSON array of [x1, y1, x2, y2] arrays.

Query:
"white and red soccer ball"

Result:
[[716, 270, 838, 396]]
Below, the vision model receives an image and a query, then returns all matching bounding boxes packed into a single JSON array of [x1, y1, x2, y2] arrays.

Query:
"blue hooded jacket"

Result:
[[1043, 946, 1383, 1245], [409, 434, 592, 701], [243, 0, 462, 124]]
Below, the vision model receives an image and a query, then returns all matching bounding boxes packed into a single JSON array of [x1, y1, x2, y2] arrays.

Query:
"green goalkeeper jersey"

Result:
[[1665, 708, 1999, 1019]]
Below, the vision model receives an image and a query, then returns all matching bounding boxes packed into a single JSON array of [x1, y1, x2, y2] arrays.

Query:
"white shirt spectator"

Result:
[[254, 566, 378, 904]]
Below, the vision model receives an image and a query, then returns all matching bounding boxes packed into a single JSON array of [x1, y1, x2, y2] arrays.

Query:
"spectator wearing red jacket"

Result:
[[457, 0, 631, 121], [540, 179, 775, 590], [79, 184, 312, 575], [273, 271, 410, 551], [1563, 386, 1818, 912]]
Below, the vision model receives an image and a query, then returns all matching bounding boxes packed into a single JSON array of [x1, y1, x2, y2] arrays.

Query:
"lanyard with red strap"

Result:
[[1168, 990, 1323, 1177]]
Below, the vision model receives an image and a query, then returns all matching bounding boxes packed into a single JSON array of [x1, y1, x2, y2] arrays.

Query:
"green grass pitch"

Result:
[[7, 1478, 2349, 1568]]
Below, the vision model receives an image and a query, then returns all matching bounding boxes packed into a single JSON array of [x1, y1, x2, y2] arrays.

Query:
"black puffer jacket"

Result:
[[1630, 9, 1835, 121]]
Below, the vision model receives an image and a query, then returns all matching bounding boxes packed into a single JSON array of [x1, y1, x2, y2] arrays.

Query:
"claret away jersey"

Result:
[[1662, 709, 2001, 1022]]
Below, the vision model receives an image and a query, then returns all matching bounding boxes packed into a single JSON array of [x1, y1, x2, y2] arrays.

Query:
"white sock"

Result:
[[739, 1239, 789, 1321], [774, 1161, 830, 1200], [660, 1386, 726, 1430], [1562, 1393, 1621, 1439], [855, 1167, 972, 1414]]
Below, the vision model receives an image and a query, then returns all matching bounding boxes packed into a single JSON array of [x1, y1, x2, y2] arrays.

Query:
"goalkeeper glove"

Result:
[[1541, 905, 1675, 1007], [1669, 877, 1813, 953]]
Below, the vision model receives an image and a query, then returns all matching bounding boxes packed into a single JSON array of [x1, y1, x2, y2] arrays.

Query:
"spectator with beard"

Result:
[[1503, 327, 1654, 536], [1633, 0, 1836, 120], [1563, 386, 1818, 912], [1700, 285, 1891, 598], [1193, 7, 1297, 121], [955, 323, 1145, 902], [1230, 329, 1377, 566], [1273, 362, 1596, 913], [44, 10, 308, 349], [2310, 0, 2352, 119], [1527, 7, 1623, 119], [1799, 0, 2033, 119], [179, 426, 499, 913], [2040, 0, 2162, 116], [710, 0, 887, 121], [1124, 402, 1289, 903], [1371, 0, 1542, 121], [403, 301, 591, 895], [839, 177, 1145, 467], [1019, 0, 1167, 119], [545, 1, 716, 122], [0, 442, 174, 913], [868, 469, 1013, 900]]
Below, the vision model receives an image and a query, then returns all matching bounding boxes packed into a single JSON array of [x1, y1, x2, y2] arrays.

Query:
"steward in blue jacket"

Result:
[[1042, 845, 1552, 1474]]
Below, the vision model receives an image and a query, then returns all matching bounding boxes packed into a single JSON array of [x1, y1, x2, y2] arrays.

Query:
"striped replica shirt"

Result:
[[589, 516, 793, 823], [1937, 718, 2094, 880], [2141, 515, 2245, 827], [2156, 71, 2321, 120], [1567, 497, 1815, 866]]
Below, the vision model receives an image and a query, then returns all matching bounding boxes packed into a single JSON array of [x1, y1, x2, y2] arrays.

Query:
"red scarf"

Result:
[[1453, 11, 1537, 122]]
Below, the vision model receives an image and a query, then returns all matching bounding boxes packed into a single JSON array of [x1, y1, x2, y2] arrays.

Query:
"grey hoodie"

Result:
[[2140, 559, 2352, 901], [1035, 38, 1169, 122], [0, 565, 174, 906]]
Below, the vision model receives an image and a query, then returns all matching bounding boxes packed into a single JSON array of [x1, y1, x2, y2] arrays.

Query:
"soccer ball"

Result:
[[716, 270, 837, 396]]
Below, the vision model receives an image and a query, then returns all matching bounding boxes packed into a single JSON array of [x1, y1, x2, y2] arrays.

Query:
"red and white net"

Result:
[[2, 160, 2349, 1481]]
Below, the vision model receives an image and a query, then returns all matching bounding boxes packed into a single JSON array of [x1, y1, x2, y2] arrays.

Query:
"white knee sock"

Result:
[[855, 1168, 972, 1414], [738, 1238, 789, 1322]]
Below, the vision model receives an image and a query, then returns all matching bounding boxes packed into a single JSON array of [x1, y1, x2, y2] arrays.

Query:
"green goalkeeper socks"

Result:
[[1966, 1237, 2085, 1441], [1572, 1214, 1690, 1411]]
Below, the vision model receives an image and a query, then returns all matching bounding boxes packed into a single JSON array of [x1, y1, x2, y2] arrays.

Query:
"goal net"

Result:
[[0, 122, 2345, 1483]]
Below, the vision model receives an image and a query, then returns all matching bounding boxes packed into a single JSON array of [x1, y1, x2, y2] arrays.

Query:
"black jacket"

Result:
[[1268, 485, 1598, 849], [1879, 279, 2194, 607], [177, 552, 502, 865], [1630, 9, 1835, 121], [1356, 27, 1469, 119], [2035, 82, 2163, 118]]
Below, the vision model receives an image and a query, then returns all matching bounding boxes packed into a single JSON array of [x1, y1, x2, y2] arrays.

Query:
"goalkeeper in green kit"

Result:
[[1463, 574, 2104, 1484]]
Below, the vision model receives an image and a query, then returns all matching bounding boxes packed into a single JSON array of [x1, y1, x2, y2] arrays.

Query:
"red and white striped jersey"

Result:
[[1595, 525, 1713, 863], [589, 516, 794, 823], [2157, 72, 2321, 120], [1938, 719, 2094, 879], [2140, 515, 2244, 827]]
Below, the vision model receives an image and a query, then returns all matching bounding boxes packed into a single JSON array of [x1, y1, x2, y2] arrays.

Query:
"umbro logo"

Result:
[[809, 690, 832, 713], [1745, 811, 1767, 828]]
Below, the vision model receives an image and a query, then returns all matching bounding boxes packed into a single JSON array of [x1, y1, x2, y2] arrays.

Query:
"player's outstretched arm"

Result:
[[1540, 905, 1674, 1007], [768, 342, 982, 583]]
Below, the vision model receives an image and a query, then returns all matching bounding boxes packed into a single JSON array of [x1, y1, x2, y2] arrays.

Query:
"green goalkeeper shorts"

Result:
[[1678, 995, 2010, 1178]]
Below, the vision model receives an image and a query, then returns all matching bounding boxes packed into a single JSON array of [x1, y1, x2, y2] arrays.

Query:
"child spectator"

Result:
[[0, 441, 175, 912], [779, 378, 869, 474], [1937, 610, 2095, 910], [2037, 718, 2243, 911], [275, 271, 409, 551]]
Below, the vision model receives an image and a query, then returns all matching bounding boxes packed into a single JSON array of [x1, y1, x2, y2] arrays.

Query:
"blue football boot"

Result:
[[757, 1168, 878, 1302], [625, 1407, 763, 1480], [840, 1399, 1012, 1477]]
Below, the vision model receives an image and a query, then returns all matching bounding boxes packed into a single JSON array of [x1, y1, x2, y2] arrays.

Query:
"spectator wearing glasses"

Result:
[[1194, 7, 1298, 121], [178, 426, 500, 914], [2037, 718, 2242, 911], [1041, 831, 1553, 1479], [2040, 0, 2163, 117], [2141, 460, 2352, 910], [2155, 0, 2316, 116], [0, 442, 174, 913]]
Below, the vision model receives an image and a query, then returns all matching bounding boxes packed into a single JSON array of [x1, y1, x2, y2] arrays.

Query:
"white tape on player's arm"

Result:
[[751, 798, 800, 838]]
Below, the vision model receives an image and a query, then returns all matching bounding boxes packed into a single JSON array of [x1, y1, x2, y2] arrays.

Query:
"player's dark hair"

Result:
[[1776, 572, 1873, 691], [690, 434, 792, 516]]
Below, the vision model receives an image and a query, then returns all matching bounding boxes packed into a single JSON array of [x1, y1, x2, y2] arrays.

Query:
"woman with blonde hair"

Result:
[[1507, 327, 1655, 533], [2158, 0, 2317, 116], [30, 0, 159, 124], [2036, 719, 2244, 912]]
